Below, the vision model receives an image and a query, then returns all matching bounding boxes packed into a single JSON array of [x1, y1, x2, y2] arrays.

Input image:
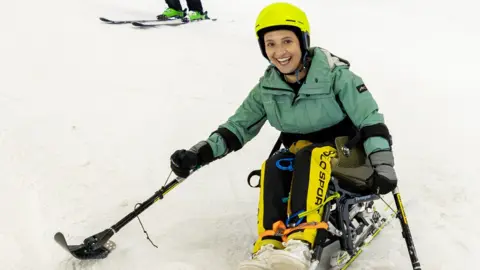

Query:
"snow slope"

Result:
[[1, 0, 479, 269]]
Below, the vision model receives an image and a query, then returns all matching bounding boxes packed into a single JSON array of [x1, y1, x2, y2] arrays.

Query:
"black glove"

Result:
[[367, 150, 398, 194], [170, 141, 215, 178], [170, 149, 198, 178]]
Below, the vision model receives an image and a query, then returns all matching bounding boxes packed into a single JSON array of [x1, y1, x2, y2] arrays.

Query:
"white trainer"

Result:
[[238, 244, 276, 270]]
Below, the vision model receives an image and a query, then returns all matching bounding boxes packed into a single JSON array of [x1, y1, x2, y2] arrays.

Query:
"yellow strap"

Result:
[[288, 140, 313, 154]]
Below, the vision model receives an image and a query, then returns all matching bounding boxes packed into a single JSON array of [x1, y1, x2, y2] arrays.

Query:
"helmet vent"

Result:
[[285, 19, 304, 25]]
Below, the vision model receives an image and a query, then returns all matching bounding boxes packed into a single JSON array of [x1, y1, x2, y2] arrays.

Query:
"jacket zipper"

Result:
[[292, 93, 299, 105]]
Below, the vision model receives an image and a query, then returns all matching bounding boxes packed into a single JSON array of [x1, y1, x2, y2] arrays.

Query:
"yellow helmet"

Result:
[[255, 2, 310, 59]]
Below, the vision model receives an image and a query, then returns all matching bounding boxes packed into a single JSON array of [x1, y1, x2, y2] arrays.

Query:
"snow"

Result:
[[1, 0, 479, 269]]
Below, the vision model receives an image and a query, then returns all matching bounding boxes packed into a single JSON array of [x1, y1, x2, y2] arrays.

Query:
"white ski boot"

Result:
[[238, 244, 276, 270], [269, 239, 312, 270]]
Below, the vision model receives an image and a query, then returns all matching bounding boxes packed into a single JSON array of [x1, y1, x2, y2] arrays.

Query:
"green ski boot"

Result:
[[184, 10, 207, 22], [157, 8, 185, 21]]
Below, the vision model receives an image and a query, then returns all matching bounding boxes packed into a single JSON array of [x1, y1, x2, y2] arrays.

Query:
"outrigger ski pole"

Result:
[[391, 187, 422, 270], [54, 170, 194, 260]]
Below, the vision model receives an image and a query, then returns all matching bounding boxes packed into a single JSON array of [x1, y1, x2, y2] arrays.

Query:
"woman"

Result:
[[157, 0, 206, 21], [169, 2, 397, 269]]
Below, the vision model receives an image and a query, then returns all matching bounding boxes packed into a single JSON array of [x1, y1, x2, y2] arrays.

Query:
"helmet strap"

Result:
[[283, 51, 309, 83]]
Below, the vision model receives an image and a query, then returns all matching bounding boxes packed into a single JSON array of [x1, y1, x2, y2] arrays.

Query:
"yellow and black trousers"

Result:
[[253, 142, 338, 253]]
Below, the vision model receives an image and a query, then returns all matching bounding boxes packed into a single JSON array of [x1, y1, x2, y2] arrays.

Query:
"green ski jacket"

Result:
[[205, 47, 391, 159]]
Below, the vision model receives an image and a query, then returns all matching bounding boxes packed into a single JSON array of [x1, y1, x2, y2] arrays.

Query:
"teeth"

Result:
[[277, 57, 291, 65]]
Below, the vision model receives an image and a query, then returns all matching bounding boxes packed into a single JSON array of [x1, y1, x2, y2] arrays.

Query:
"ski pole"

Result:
[[54, 170, 195, 260], [392, 187, 422, 270]]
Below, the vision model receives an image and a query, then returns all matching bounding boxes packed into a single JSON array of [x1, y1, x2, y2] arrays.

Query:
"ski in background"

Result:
[[132, 17, 216, 28], [99, 11, 216, 27]]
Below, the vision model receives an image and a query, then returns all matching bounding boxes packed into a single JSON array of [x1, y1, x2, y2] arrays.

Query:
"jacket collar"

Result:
[[260, 47, 333, 93]]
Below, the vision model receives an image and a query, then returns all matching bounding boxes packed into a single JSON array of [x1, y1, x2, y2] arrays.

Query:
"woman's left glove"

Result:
[[367, 151, 398, 194]]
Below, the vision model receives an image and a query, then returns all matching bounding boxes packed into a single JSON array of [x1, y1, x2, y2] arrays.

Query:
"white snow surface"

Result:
[[1, 0, 479, 269]]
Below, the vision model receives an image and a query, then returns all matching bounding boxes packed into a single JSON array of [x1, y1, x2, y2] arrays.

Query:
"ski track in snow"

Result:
[[1, 0, 479, 269]]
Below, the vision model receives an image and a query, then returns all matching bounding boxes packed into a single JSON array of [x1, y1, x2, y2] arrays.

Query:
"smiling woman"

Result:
[[169, 2, 402, 270], [263, 30, 306, 82]]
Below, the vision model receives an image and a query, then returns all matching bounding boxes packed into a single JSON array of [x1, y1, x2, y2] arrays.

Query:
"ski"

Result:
[[132, 18, 217, 28], [131, 19, 185, 28], [100, 11, 216, 26], [328, 200, 398, 270], [339, 215, 395, 269], [99, 17, 161, 25], [132, 16, 217, 28]]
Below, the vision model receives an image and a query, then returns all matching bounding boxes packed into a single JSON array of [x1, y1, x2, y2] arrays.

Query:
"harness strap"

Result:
[[258, 220, 328, 243]]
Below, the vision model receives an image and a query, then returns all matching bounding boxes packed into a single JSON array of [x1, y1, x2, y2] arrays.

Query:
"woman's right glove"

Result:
[[170, 149, 198, 178], [170, 141, 215, 178]]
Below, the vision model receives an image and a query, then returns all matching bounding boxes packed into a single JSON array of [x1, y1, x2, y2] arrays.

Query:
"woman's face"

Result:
[[264, 29, 302, 74]]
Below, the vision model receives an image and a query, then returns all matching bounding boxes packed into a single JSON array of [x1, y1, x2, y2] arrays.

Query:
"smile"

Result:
[[276, 57, 291, 66]]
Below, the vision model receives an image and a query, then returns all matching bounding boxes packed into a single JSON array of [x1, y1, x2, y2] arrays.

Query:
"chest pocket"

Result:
[[261, 88, 292, 131], [295, 84, 345, 132]]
